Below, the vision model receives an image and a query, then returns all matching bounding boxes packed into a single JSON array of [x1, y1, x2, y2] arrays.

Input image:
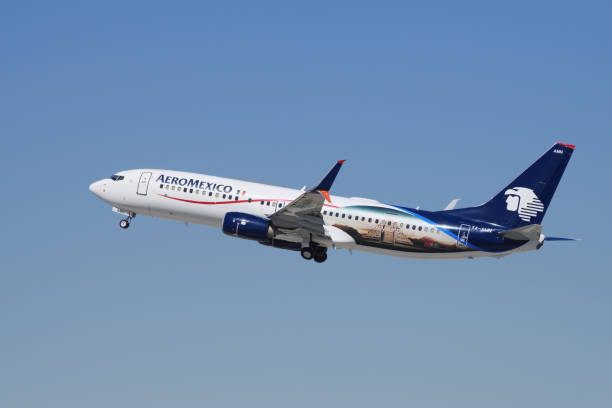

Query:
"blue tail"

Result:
[[447, 143, 575, 228]]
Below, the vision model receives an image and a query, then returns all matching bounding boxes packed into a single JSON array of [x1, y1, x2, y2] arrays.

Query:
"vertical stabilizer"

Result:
[[448, 143, 574, 227]]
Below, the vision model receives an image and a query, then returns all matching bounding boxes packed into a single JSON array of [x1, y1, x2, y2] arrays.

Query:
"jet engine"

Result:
[[222, 212, 274, 241]]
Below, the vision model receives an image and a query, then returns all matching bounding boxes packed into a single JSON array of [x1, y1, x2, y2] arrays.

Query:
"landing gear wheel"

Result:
[[314, 252, 327, 263], [301, 247, 314, 260], [119, 219, 130, 229], [313, 247, 328, 263]]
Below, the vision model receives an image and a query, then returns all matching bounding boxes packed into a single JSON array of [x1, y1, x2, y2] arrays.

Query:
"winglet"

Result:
[[314, 160, 346, 191]]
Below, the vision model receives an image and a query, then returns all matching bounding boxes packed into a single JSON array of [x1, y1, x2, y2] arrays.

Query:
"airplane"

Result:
[[89, 142, 577, 263]]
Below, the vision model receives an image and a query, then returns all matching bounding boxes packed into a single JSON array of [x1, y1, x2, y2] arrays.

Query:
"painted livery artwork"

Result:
[[330, 206, 466, 253]]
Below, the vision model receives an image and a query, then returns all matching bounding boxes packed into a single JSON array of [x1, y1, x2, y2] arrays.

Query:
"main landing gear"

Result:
[[301, 245, 328, 263]]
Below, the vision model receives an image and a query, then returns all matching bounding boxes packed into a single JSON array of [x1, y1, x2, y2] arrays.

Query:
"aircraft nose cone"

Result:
[[89, 180, 104, 198]]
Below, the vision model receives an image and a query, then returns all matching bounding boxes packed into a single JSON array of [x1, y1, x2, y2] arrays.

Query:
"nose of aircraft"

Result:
[[89, 180, 105, 198]]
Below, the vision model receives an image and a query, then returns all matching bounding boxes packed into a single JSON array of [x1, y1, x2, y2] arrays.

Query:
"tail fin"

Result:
[[449, 142, 575, 228]]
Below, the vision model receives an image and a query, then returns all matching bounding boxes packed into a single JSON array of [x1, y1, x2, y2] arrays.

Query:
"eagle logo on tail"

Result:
[[504, 187, 544, 222]]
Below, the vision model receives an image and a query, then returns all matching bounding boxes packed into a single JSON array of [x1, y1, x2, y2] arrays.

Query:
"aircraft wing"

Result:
[[269, 160, 345, 239]]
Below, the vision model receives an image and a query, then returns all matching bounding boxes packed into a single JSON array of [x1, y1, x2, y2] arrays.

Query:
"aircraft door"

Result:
[[456, 224, 471, 248], [137, 172, 152, 195]]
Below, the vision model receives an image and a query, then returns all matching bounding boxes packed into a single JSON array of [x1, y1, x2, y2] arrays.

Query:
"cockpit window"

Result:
[[110, 175, 125, 181]]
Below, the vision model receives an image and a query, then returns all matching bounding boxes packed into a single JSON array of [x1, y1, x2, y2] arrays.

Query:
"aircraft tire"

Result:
[[119, 219, 130, 229], [301, 247, 313, 260], [313, 251, 327, 263]]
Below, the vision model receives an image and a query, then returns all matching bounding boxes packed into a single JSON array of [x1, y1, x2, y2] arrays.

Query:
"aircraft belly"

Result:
[[353, 244, 511, 260]]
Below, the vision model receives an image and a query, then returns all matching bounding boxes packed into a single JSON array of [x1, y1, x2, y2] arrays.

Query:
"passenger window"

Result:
[[196, 189, 199, 194], [171, 186, 176, 191], [412, 225, 416, 230], [209, 192, 213, 196], [335, 212, 339, 217], [279, 203, 283, 208], [267, 201, 270, 206], [368, 218, 372, 223], [248, 198, 252, 203], [165, 185, 169, 190], [183, 188, 187, 192], [189, 189, 193, 193], [387, 221, 391, 226], [223, 194, 226, 199], [418, 226, 422, 231], [341, 214, 345, 218], [361, 217, 365, 221], [159, 184, 163, 188], [375, 219, 379, 224], [215, 193, 219, 198], [424, 227, 428, 232], [348, 215, 352, 219]]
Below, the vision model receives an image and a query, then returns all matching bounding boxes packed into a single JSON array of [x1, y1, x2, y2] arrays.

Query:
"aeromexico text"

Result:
[[156, 174, 233, 193]]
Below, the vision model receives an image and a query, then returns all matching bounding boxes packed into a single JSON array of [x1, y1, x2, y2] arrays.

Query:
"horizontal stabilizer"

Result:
[[500, 224, 542, 241], [545, 237, 581, 242], [444, 198, 461, 210]]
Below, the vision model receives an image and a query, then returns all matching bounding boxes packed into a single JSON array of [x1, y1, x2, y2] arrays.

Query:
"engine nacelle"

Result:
[[222, 212, 274, 241]]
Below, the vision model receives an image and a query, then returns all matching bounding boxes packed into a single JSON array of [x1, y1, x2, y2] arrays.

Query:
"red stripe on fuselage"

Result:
[[157, 194, 340, 208]]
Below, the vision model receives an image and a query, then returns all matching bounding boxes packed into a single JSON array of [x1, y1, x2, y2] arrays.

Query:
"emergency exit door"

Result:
[[456, 224, 471, 248], [137, 172, 152, 195]]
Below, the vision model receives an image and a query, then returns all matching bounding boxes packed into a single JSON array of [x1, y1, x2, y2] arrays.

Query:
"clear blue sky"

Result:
[[1, 1, 610, 407]]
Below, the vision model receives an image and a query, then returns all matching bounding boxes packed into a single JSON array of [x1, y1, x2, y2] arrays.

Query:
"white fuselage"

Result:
[[90, 169, 532, 259]]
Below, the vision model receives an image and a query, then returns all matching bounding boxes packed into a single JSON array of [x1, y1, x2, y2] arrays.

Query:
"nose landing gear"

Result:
[[118, 212, 135, 229]]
